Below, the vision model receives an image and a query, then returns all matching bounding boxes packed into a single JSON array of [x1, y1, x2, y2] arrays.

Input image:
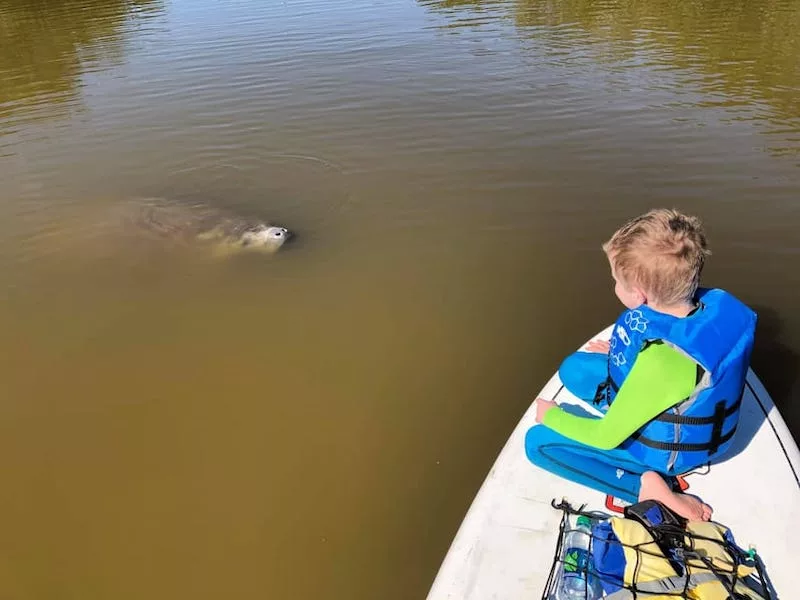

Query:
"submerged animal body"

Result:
[[122, 198, 291, 256]]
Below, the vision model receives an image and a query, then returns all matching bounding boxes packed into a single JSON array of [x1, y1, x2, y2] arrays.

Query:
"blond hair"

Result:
[[603, 208, 711, 306]]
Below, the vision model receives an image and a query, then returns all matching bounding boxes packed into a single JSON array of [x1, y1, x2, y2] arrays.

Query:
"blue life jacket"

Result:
[[598, 288, 756, 474]]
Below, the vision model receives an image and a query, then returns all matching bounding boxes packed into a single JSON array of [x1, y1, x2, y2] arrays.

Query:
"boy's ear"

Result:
[[633, 286, 648, 306]]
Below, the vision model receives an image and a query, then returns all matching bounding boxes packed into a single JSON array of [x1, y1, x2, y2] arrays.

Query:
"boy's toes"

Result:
[[701, 503, 713, 521]]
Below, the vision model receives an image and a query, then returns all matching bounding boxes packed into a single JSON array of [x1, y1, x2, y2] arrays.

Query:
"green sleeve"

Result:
[[542, 343, 697, 450]]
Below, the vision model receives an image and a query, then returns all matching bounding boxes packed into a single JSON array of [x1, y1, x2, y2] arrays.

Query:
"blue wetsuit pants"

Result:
[[524, 352, 670, 502]]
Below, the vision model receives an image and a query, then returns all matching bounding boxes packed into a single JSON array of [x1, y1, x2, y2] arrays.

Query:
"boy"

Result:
[[525, 209, 756, 520]]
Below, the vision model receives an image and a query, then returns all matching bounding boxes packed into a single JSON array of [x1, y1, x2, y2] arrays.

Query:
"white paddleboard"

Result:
[[427, 326, 799, 599]]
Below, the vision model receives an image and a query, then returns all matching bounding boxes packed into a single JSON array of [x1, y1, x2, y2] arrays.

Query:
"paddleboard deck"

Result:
[[427, 326, 799, 599]]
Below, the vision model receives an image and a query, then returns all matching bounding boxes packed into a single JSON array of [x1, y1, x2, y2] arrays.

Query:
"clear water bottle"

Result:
[[555, 515, 601, 600]]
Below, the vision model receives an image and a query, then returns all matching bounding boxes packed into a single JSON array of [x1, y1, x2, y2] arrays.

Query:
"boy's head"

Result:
[[603, 208, 710, 309]]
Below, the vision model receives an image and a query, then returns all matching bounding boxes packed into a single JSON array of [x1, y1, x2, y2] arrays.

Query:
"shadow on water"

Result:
[[0, 0, 164, 127], [420, 0, 800, 158], [750, 305, 800, 441], [713, 305, 799, 461]]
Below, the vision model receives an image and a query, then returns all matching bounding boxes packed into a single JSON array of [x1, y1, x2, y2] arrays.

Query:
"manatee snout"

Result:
[[241, 225, 293, 252]]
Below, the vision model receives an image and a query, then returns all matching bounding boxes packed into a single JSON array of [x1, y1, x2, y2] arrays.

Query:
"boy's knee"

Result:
[[557, 351, 586, 379], [524, 426, 546, 464], [524, 424, 562, 465], [558, 351, 607, 401]]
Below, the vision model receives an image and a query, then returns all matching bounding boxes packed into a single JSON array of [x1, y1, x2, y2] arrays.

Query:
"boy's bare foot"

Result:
[[638, 471, 712, 521]]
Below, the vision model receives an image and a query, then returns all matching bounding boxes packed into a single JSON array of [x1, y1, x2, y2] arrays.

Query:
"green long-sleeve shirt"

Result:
[[543, 343, 697, 450]]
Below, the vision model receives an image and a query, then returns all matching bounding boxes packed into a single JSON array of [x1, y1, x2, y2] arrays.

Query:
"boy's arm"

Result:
[[542, 343, 697, 450]]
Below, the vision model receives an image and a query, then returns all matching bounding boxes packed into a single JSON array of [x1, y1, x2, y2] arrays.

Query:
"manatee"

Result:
[[120, 197, 292, 256]]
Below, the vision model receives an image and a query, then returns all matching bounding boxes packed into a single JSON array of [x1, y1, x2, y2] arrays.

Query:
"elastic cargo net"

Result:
[[541, 499, 775, 600]]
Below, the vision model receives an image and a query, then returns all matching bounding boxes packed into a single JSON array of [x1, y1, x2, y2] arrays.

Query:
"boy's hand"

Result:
[[586, 339, 610, 354], [535, 398, 558, 423]]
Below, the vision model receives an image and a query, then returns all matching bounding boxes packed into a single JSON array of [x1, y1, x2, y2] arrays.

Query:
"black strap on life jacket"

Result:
[[592, 376, 619, 406], [630, 395, 743, 455]]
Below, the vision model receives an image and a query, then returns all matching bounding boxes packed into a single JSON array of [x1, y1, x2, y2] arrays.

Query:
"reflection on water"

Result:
[[0, 0, 163, 127], [0, 0, 799, 598], [422, 0, 800, 158]]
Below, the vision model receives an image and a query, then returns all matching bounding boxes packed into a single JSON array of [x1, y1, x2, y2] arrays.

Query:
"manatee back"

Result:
[[121, 197, 220, 240]]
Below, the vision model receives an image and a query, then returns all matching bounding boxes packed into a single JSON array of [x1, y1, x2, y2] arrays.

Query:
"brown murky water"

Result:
[[1, 0, 798, 597]]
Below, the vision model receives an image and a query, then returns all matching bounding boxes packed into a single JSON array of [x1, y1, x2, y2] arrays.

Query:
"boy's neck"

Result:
[[645, 300, 696, 318]]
